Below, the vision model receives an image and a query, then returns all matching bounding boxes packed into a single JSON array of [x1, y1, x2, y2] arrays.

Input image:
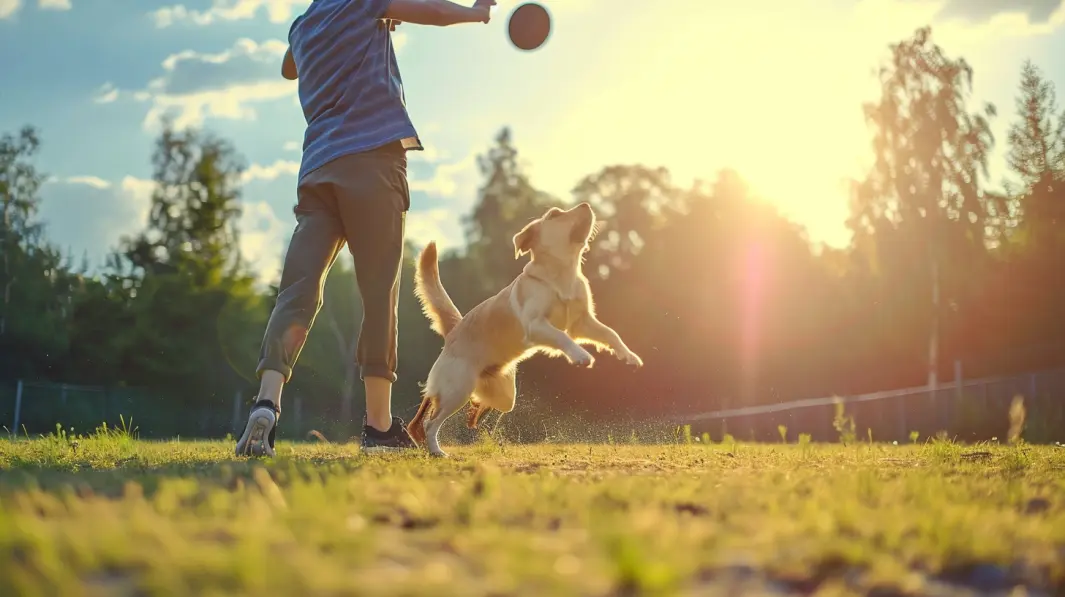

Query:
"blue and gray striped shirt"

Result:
[[289, 0, 422, 183]]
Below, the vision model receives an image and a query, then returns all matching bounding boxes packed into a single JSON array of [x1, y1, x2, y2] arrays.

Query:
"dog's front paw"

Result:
[[570, 348, 595, 368], [619, 350, 643, 368]]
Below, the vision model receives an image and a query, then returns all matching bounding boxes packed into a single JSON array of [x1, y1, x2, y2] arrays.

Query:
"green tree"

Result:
[[1005, 60, 1065, 249], [103, 123, 265, 432], [0, 126, 83, 381], [119, 121, 245, 282], [0, 126, 46, 339], [570, 164, 679, 279], [462, 128, 561, 297], [847, 26, 995, 385]]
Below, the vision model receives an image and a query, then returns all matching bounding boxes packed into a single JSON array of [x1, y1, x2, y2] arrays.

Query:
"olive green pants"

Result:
[[256, 143, 409, 383]]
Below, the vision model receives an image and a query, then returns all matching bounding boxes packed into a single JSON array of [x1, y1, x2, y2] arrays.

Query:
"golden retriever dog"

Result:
[[407, 202, 644, 457]]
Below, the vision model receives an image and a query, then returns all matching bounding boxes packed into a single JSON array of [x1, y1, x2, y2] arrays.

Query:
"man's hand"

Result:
[[472, 0, 495, 23]]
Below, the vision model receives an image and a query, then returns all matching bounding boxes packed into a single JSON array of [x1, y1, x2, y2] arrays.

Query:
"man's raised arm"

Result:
[[282, 0, 495, 80], [383, 0, 495, 27]]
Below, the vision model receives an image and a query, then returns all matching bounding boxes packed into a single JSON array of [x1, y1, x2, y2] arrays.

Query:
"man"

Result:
[[236, 0, 497, 458]]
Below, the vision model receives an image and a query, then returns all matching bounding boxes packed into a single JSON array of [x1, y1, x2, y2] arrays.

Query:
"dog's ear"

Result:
[[513, 221, 538, 259]]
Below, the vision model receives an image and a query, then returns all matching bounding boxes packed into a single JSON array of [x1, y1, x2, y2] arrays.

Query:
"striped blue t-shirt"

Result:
[[289, 0, 422, 183]]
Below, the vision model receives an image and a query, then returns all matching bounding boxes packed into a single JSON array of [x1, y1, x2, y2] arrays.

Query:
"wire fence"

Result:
[[673, 368, 1065, 444], [1, 381, 243, 439], [0, 380, 351, 440], [4, 367, 1065, 443]]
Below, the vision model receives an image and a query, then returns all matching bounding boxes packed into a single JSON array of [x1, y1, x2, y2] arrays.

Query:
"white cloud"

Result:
[[40, 175, 289, 282], [404, 153, 480, 252], [122, 38, 294, 130], [141, 79, 295, 130], [933, 0, 1064, 26], [152, 0, 309, 27], [38, 0, 69, 10], [859, 0, 1065, 44], [93, 83, 119, 104], [406, 208, 464, 252], [408, 153, 479, 199], [938, 1, 1065, 40], [409, 143, 444, 164], [238, 200, 288, 284], [120, 177, 156, 205], [0, 0, 20, 19], [282, 141, 301, 152], [242, 159, 299, 182], [39, 176, 155, 268], [64, 175, 110, 189]]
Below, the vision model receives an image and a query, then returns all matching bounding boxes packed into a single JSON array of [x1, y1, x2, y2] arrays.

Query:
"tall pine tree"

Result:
[[1006, 60, 1065, 249]]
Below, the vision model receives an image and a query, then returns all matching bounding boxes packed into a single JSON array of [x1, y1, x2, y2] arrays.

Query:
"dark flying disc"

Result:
[[507, 2, 552, 51]]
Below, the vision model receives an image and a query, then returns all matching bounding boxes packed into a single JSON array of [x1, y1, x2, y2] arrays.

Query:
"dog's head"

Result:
[[512, 202, 597, 261]]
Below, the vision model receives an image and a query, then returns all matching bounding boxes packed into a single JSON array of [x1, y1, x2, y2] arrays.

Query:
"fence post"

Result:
[[951, 359, 962, 432], [232, 391, 242, 434], [897, 393, 907, 442], [954, 360, 963, 401], [294, 395, 302, 438], [12, 379, 23, 435]]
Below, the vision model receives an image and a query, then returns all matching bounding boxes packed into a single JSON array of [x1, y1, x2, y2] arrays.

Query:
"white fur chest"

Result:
[[547, 297, 579, 332]]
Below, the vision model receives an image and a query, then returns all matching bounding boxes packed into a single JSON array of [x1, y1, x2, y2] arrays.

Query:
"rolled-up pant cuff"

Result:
[[256, 360, 293, 382], [360, 364, 397, 384]]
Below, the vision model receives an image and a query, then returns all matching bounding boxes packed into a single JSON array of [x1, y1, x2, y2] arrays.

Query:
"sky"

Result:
[[2, 0, 1064, 284]]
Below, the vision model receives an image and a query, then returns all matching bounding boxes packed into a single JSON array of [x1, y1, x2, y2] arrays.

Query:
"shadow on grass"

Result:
[[0, 438, 392, 498]]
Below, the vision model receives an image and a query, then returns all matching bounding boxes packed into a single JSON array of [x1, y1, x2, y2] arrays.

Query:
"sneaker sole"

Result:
[[236, 410, 276, 458]]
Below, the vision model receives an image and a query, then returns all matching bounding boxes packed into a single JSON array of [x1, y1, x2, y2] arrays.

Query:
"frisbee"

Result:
[[507, 2, 552, 51]]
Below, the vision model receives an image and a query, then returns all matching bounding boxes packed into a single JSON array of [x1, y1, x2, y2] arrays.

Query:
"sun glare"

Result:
[[523, 0, 961, 250]]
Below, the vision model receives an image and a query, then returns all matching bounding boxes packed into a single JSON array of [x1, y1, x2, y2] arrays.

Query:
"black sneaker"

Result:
[[360, 416, 418, 453], [235, 399, 280, 458]]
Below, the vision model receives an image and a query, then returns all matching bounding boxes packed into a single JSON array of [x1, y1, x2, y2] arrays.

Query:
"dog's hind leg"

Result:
[[422, 368, 478, 457], [406, 395, 434, 448], [466, 401, 488, 429], [424, 390, 470, 458]]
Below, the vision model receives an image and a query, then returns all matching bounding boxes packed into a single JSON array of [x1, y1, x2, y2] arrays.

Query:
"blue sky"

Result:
[[2, 0, 1064, 283]]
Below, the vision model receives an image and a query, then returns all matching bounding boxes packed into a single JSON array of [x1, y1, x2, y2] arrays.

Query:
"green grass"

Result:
[[1, 428, 1065, 596]]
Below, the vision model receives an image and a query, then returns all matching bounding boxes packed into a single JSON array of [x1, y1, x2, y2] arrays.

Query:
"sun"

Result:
[[519, 0, 951, 250]]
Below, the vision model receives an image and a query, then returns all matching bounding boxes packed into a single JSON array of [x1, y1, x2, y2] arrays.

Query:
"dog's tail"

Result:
[[414, 241, 463, 337], [307, 429, 330, 443]]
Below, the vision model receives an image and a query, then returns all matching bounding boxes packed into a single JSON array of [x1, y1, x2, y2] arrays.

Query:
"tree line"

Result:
[[2, 27, 1064, 440]]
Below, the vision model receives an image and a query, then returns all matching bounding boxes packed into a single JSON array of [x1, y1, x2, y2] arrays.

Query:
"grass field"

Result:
[[1, 427, 1064, 597]]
